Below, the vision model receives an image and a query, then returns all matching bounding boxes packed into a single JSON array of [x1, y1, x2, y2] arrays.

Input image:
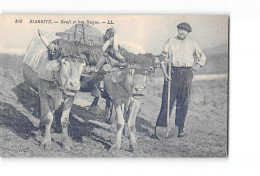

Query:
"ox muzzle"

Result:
[[132, 87, 145, 99]]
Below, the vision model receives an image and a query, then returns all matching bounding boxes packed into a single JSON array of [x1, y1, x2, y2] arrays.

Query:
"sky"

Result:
[[0, 14, 228, 55]]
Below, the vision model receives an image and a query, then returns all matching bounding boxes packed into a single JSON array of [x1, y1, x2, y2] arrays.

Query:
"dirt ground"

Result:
[[0, 61, 228, 158]]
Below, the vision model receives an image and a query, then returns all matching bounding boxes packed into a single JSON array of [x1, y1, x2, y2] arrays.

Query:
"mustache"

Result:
[[178, 34, 186, 37]]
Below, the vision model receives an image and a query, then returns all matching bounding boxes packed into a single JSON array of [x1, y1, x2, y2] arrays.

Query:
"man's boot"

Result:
[[177, 125, 187, 138]]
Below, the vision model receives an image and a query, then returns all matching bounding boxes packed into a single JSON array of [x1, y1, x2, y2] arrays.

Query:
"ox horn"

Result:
[[38, 30, 49, 47], [38, 29, 56, 51]]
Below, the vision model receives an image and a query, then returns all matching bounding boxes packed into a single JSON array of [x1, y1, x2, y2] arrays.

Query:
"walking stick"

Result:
[[166, 58, 171, 137]]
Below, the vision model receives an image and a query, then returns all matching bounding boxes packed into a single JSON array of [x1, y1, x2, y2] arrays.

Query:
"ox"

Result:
[[23, 30, 85, 150], [103, 68, 148, 153]]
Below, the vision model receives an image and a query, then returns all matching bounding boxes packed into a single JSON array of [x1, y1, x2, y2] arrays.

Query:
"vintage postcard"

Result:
[[0, 15, 228, 157]]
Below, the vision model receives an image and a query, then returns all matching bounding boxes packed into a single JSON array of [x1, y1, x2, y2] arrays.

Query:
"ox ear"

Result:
[[45, 59, 60, 71]]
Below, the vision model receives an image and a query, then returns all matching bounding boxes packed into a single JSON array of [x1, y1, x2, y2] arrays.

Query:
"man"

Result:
[[155, 22, 206, 138], [102, 27, 125, 64], [85, 27, 127, 107]]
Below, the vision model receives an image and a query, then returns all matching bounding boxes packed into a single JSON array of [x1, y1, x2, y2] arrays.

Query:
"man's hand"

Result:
[[154, 57, 160, 64], [164, 74, 171, 81], [160, 61, 171, 81], [191, 63, 201, 71]]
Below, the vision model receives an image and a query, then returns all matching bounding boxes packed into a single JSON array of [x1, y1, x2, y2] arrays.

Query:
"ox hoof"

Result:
[[42, 138, 52, 149], [38, 129, 45, 137], [108, 145, 120, 154], [105, 118, 113, 124], [62, 138, 73, 151], [130, 144, 143, 155]]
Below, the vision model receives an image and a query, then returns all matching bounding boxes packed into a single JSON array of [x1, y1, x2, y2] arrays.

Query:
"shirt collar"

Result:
[[175, 36, 187, 43]]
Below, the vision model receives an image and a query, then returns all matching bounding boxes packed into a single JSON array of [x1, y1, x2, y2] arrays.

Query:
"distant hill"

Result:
[[196, 43, 229, 74], [0, 53, 24, 69], [204, 43, 229, 56]]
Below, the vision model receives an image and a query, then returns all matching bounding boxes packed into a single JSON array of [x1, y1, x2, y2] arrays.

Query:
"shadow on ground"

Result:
[[136, 116, 154, 136], [0, 101, 37, 140], [12, 82, 40, 119]]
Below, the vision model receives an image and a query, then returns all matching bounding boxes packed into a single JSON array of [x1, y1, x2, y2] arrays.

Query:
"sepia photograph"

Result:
[[0, 14, 228, 158]]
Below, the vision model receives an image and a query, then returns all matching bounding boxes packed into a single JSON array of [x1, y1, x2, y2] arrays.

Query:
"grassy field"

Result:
[[0, 56, 228, 158]]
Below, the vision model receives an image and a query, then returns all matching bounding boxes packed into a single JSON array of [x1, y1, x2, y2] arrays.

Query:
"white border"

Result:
[[1, 0, 260, 175]]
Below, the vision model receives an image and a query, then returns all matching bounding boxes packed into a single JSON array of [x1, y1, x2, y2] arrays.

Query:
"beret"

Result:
[[177, 22, 192, 32]]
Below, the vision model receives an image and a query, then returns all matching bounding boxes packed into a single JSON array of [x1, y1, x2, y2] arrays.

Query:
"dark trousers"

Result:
[[156, 66, 193, 128]]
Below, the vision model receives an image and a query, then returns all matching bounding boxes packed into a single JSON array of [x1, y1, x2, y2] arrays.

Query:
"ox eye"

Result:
[[62, 61, 69, 68]]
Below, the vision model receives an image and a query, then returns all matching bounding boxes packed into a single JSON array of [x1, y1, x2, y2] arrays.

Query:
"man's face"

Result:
[[177, 28, 190, 40]]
